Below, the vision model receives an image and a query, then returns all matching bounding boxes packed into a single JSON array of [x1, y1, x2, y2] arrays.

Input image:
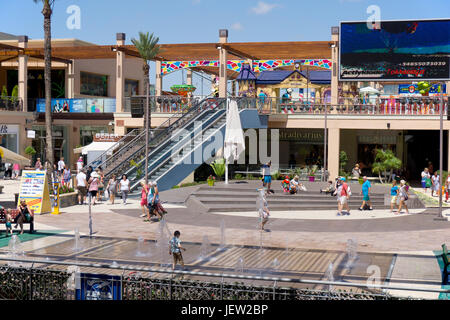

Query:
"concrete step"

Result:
[[195, 197, 385, 205], [205, 204, 390, 212]]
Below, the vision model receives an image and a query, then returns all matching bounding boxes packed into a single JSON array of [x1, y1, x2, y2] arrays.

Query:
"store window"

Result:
[[0, 124, 19, 154], [80, 72, 108, 97], [125, 79, 139, 97], [80, 126, 109, 146]]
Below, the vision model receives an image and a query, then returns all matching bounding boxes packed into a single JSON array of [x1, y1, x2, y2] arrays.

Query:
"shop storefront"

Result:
[[31, 125, 69, 164], [278, 128, 325, 168], [80, 125, 110, 147], [0, 124, 19, 154]]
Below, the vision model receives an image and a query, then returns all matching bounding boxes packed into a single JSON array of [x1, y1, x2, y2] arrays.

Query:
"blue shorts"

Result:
[[264, 175, 272, 184], [363, 194, 370, 201], [421, 181, 427, 188]]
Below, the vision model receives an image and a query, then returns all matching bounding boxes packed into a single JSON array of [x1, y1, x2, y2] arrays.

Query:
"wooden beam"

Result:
[[216, 44, 259, 60], [29, 54, 73, 64], [112, 45, 164, 61]]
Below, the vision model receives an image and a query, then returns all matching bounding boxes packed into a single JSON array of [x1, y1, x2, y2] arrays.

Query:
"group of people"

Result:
[[1, 200, 33, 235], [420, 167, 449, 200], [281, 175, 307, 194], [140, 180, 167, 222], [2, 162, 21, 180]]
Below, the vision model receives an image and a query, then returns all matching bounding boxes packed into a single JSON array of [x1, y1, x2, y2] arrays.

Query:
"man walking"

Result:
[[335, 177, 351, 215], [76, 169, 88, 205], [261, 160, 273, 194], [359, 176, 373, 211], [169, 230, 186, 271], [58, 157, 65, 174]]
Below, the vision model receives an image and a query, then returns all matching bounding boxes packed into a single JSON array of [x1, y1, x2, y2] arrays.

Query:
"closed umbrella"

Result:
[[224, 99, 245, 184]]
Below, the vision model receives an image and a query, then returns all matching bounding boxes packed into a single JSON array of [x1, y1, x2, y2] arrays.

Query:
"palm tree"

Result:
[[34, 0, 55, 181], [131, 32, 161, 184]]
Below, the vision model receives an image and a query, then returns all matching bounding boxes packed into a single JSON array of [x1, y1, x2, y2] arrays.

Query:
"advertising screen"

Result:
[[340, 19, 450, 81]]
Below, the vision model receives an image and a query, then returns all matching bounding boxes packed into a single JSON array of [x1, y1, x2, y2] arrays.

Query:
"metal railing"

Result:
[[101, 96, 219, 179], [2, 257, 445, 300], [240, 95, 449, 116], [0, 97, 22, 111]]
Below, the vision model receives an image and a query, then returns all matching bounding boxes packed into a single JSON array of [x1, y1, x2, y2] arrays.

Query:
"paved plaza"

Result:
[[0, 179, 449, 298]]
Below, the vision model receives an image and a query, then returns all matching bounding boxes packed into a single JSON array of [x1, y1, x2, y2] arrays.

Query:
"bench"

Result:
[[442, 244, 450, 284], [0, 208, 35, 234]]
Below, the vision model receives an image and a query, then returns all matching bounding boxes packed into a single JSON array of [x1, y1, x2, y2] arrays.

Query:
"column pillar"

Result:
[[219, 29, 228, 98], [155, 60, 162, 96], [66, 59, 75, 98], [330, 27, 339, 109], [328, 127, 340, 180], [186, 69, 192, 86], [115, 33, 125, 113], [18, 36, 28, 112]]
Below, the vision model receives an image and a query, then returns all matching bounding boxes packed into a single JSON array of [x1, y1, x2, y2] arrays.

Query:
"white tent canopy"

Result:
[[0, 146, 31, 166], [224, 99, 245, 184], [359, 86, 380, 94], [73, 141, 118, 155]]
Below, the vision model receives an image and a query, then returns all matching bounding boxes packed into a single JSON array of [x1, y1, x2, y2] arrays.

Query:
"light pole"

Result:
[[438, 83, 445, 219], [145, 82, 149, 185], [324, 100, 328, 182]]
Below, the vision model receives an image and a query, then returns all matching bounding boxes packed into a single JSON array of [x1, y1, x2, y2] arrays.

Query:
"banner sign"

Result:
[[398, 83, 446, 94], [76, 274, 121, 300], [37, 98, 116, 113], [17, 170, 51, 214], [340, 19, 450, 81]]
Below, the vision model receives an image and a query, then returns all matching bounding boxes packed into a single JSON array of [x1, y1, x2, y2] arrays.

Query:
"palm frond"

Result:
[[131, 31, 162, 62]]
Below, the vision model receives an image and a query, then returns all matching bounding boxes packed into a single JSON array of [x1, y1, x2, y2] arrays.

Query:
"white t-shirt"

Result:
[[120, 179, 130, 191], [76, 172, 87, 187], [58, 160, 65, 171], [76, 161, 83, 171]]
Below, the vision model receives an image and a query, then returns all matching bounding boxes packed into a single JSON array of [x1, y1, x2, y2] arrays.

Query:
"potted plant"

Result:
[[207, 175, 216, 186], [308, 166, 317, 182]]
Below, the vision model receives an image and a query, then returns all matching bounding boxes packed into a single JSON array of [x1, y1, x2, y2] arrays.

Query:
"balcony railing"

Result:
[[0, 97, 22, 111]]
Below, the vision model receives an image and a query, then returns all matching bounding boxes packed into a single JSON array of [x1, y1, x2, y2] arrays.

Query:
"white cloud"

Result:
[[231, 22, 243, 31], [251, 1, 279, 15]]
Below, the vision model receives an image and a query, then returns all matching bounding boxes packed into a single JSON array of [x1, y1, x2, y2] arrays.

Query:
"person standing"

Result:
[[58, 157, 65, 174], [34, 158, 42, 170], [397, 180, 409, 214], [352, 164, 361, 179], [152, 181, 167, 215], [390, 180, 399, 213], [431, 171, 440, 197], [118, 174, 130, 205], [421, 168, 430, 193], [12, 163, 20, 180], [359, 176, 373, 211], [261, 161, 273, 193], [76, 156, 84, 172], [168, 230, 186, 271], [76, 169, 88, 205], [96, 167, 104, 202], [106, 174, 118, 205], [146, 182, 162, 221], [87, 171, 100, 206]]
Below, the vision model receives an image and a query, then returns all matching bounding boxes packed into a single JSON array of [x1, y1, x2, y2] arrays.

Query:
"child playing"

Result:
[[281, 176, 290, 193], [390, 180, 399, 213], [5, 209, 13, 236]]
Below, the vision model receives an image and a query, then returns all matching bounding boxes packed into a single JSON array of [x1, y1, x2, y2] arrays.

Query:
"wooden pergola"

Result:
[[0, 40, 332, 78]]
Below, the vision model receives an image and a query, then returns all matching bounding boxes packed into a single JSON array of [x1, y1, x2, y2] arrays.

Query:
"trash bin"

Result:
[[14, 193, 19, 207]]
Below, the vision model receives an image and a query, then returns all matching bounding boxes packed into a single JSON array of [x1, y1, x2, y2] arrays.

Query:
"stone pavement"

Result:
[[1, 179, 449, 298]]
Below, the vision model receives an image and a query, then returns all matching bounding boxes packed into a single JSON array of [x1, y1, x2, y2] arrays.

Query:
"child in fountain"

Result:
[[169, 230, 186, 270], [5, 209, 13, 236], [257, 189, 270, 231]]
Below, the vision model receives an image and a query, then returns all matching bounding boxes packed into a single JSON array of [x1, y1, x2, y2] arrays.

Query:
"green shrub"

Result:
[[25, 146, 36, 156], [234, 173, 243, 180]]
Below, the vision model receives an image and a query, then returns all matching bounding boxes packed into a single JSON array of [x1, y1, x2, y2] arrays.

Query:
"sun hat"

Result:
[[91, 171, 99, 178], [340, 177, 346, 181]]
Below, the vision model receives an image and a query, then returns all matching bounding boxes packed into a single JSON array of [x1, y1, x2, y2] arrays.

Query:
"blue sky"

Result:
[[1, 0, 449, 93]]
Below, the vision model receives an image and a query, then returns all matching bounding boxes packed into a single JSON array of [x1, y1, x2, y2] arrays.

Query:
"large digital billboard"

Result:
[[339, 19, 450, 81]]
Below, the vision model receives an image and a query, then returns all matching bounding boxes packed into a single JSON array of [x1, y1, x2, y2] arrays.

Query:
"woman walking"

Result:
[[88, 171, 100, 205], [12, 163, 20, 180], [421, 168, 430, 193], [61, 165, 72, 188], [390, 180, 399, 213], [118, 174, 130, 205], [431, 171, 440, 197], [106, 174, 118, 204], [97, 167, 105, 202], [146, 182, 162, 221], [397, 180, 409, 215], [152, 181, 168, 215], [140, 181, 150, 218]]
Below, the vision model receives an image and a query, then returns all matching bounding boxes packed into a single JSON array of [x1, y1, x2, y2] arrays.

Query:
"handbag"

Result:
[[426, 178, 432, 188]]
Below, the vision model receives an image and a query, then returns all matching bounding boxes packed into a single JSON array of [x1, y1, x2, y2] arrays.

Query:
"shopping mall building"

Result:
[[0, 26, 449, 181]]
